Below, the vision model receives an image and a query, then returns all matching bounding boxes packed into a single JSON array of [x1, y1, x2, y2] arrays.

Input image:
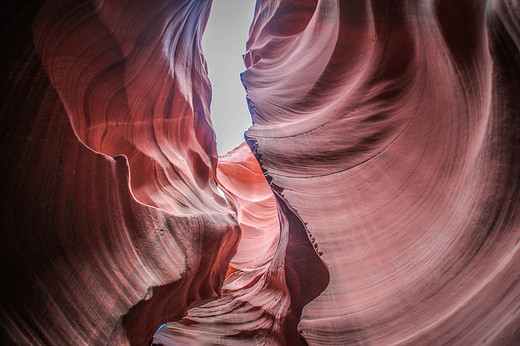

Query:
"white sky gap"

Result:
[[202, 0, 256, 155]]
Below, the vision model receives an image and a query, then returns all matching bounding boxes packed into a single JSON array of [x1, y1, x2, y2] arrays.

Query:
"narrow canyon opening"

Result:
[[152, 1, 330, 343], [201, 0, 281, 277], [202, 0, 255, 156]]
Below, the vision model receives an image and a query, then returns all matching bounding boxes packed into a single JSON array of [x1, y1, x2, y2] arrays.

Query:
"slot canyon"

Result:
[[1, 0, 520, 345]]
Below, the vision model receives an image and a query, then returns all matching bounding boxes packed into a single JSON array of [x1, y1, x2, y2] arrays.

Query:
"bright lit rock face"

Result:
[[1, 0, 520, 345], [217, 143, 280, 275]]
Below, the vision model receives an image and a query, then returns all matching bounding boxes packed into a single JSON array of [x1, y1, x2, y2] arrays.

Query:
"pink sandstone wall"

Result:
[[1, 0, 520, 345]]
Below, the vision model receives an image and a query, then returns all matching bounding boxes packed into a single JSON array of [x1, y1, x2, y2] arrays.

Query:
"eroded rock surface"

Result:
[[243, 0, 520, 344], [1, 0, 520, 345], [0, 1, 239, 344], [154, 143, 328, 345]]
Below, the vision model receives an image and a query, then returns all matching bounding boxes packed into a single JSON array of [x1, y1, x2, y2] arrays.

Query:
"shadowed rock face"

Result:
[[0, 1, 240, 344], [1, 0, 520, 345]]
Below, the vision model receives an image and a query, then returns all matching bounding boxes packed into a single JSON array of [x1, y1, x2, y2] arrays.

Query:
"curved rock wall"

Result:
[[1, 0, 520, 345], [243, 0, 520, 344], [0, 1, 239, 344], [154, 143, 329, 345]]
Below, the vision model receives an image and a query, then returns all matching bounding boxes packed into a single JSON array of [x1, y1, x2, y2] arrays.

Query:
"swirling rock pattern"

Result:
[[1, 0, 520, 345], [0, 0, 239, 344], [154, 143, 328, 345], [217, 143, 280, 274], [243, 0, 520, 344]]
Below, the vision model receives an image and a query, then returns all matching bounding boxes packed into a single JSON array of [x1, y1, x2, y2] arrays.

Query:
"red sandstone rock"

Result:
[[0, 1, 239, 344], [217, 143, 280, 274], [154, 143, 328, 345], [242, 0, 520, 344], [2, 0, 520, 345]]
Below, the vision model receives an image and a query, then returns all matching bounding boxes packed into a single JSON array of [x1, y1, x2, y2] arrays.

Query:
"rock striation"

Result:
[[1, 0, 520, 345], [154, 143, 328, 345], [242, 0, 520, 344], [0, 1, 240, 344]]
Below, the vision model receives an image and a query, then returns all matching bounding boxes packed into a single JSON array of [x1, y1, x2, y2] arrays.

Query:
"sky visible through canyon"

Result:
[[202, 0, 256, 155]]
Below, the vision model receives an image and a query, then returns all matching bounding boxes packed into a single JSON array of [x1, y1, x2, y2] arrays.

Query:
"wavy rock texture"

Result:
[[0, 1, 240, 344], [242, 0, 520, 344], [217, 143, 280, 274], [154, 143, 328, 345], [2, 0, 520, 345]]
